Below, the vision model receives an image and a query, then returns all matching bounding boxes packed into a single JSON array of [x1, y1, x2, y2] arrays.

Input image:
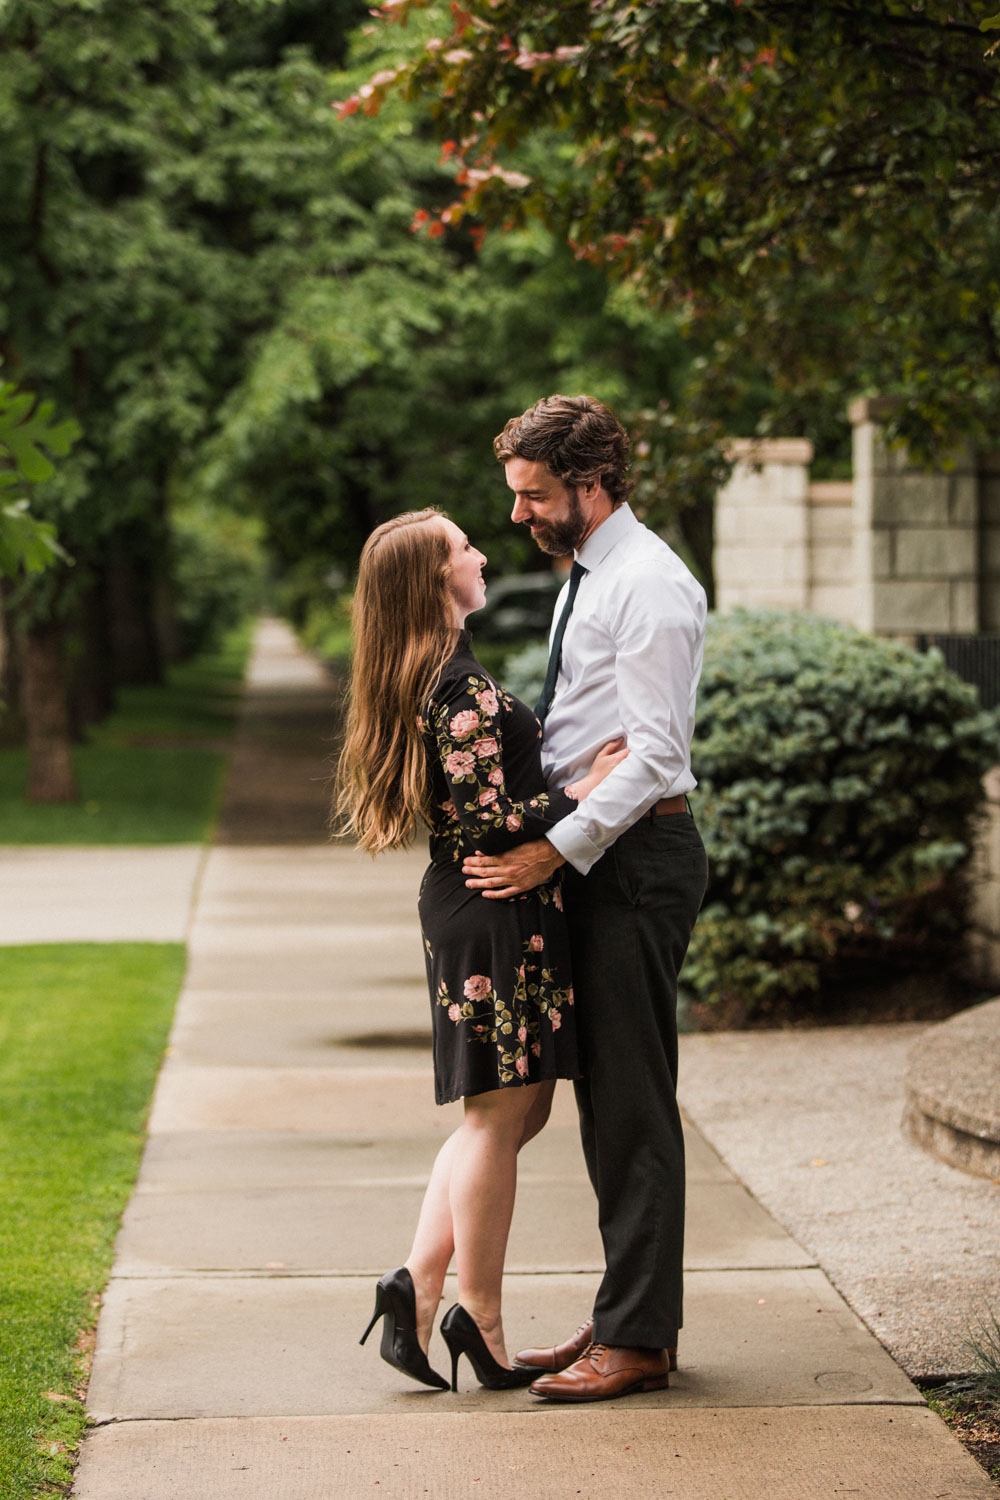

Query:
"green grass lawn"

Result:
[[0, 944, 187, 1497], [0, 624, 251, 844]]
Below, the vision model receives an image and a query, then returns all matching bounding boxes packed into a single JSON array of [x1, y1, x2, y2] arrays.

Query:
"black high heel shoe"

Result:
[[359, 1267, 449, 1390], [439, 1303, 538, 1392]]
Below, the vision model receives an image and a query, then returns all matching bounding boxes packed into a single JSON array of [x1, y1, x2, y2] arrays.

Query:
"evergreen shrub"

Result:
[[686, 611, 1000, 1019]]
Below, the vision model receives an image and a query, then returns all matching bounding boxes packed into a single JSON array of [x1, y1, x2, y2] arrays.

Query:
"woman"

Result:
[[336, 507, 625, 1392]]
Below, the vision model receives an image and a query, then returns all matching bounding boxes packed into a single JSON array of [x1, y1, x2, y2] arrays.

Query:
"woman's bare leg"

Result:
[[405, 1130, 459, 1352], [405, 1079, 557, 1359], [449, 1081, 553, 1365]]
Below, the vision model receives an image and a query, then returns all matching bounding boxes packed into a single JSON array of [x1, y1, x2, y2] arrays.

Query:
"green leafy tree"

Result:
[[342, 0, 1000, 457], [0, 0, 369, 797], [0, 371, 75, 579]]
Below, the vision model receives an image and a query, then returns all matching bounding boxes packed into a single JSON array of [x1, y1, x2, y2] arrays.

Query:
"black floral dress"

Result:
[[417, 632, 580, 1104]]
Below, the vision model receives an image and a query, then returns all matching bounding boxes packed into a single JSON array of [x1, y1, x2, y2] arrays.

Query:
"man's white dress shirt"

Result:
[[542, 503, 706, 875]]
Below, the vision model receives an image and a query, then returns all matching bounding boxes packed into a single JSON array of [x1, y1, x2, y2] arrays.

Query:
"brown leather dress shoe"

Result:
[[513, 1317, 595, 1371], [529, 1343, 671, 1403], [515, 1319, 677, 1374]]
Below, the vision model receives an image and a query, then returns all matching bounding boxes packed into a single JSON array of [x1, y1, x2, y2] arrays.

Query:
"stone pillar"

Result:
[[850, 396, 979, 638], [806, 481, 856, 625], [715, 438, 813, 613]]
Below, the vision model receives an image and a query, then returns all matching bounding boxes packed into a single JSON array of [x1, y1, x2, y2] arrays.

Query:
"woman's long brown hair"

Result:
[[334, 508, 457, 853]]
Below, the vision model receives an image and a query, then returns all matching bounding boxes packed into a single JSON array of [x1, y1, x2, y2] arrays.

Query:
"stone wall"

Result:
[[851, 397, 979, 638], [713, 407, 1000, 986]]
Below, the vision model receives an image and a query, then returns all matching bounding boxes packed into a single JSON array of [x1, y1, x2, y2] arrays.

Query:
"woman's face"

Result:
[[440, 518, 487, 625]]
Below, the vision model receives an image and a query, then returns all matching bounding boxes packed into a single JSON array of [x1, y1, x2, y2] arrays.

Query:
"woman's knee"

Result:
[[518, 1081, 555, 1148]]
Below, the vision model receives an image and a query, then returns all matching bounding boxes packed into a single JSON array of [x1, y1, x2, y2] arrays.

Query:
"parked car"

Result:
[[473, 571, 565, 641]]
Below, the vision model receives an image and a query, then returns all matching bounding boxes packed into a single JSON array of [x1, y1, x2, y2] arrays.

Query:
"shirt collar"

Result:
[[575, 502, 638, 571]]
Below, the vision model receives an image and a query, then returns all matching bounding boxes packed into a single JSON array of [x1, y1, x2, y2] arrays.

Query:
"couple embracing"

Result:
[[337, 394, 708, 1403]]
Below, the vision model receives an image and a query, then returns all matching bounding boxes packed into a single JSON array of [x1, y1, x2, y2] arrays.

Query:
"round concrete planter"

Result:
[[902, 995, 1000, 1179]]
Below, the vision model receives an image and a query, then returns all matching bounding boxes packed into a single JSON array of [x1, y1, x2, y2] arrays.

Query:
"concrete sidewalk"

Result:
[[71, 619, 998, 1498]]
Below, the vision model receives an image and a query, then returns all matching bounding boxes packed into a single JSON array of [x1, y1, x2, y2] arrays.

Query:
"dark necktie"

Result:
[[534, 560, 587, 723]]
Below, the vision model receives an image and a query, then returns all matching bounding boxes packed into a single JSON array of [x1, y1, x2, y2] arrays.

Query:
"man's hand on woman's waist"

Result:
[[462, 839, 565, 899]]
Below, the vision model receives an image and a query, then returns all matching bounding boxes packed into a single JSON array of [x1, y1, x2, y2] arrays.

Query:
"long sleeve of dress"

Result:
[[424, 668, 577, 854]]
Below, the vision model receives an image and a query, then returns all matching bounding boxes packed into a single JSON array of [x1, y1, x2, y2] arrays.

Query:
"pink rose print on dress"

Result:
[[464, 974, 492, 1001], [474, 737, 499, 759], [448, 1003, 461, 1022], [449, 709, 480, 738], [529, 934, 544, 951], [517, 1025, 528, 1045], [531, 1041, 541, 1058], [476, 688, 499, 716], [550, 1009, 562, 1030], [488, 768, 503, 786], [506, 813, 522, 832], [566, 987, 575, 1005], [515, 1055, 529, 1078], [478, 788, 497, 806], [444, 750, 475, 777], [440, 799, 457, 818], [553, 886, 564, 912]]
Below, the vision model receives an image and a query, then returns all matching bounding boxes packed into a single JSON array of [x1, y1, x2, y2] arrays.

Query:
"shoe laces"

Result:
[[586, 1342, 608, 1362]]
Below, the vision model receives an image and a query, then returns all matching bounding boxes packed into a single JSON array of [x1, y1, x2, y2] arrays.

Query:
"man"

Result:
[[462, 393, 708, 1403]]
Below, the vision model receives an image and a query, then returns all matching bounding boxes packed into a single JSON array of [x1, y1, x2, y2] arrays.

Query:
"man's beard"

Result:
[[529, 489, 587, 556]]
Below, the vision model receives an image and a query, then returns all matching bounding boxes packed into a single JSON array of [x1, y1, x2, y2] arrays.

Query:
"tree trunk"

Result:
[[69, 576, 117, 733], [22, 623, 78, 802], [105, 530, 164, 685]]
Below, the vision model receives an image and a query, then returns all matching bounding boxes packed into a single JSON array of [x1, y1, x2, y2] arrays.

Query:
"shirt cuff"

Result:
[[546, 816, 605, 876]]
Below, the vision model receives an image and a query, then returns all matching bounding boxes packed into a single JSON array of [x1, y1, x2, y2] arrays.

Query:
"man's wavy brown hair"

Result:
[[493, 393, 634, 506], [334, 509, 455, 853]]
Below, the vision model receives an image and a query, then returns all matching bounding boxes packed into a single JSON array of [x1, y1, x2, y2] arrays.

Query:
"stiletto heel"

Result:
[[359, 1267, 449, 1391], [439, 1304, 538, 1391], [359, 1283, 384, 1346]]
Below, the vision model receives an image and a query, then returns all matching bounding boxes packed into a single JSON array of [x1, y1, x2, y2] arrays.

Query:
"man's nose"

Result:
[[511, 495, 531, 524]]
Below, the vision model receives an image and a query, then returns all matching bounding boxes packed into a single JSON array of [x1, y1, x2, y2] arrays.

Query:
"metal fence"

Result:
[[916, 634, 1000, 710]]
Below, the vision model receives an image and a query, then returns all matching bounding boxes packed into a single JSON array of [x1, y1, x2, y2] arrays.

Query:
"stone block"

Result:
[[780, 546, 810, 588], [805, 585, 858, 627], [810, 544, 855, 585], [776, 463, 810, 503], [715, 546, 779, 589], [950, 473, 979, 525], [969, 876, 1000, 938], [949, 578, 979, 632], [847, 394, 904, 427], [714, 504, 746, 546], [872, 474, 951, 526], [808, 481, 853, 506], [979, 526, 1000, 578], [859, 528, 893, 581], [893, 527, 977, 579], [870, 580, 951, 635], [979, 476, 1000, 524], [745, 586, 811, 610], [809, 507, 852, 546], [726, 437, 814, 465]]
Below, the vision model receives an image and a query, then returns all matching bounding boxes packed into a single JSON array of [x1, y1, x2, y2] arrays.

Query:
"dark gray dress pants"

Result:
[[565, 812, 708, 1349]]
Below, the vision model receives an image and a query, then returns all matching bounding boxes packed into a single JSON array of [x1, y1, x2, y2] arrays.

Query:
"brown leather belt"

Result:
[[648, 794, 688, 819]]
